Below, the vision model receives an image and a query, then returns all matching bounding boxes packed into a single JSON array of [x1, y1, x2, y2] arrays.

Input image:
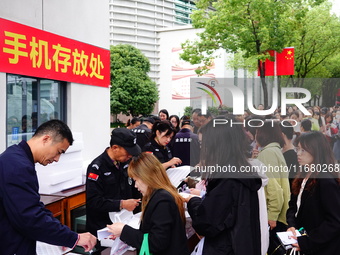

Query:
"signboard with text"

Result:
[[0, 18, 110, 87]]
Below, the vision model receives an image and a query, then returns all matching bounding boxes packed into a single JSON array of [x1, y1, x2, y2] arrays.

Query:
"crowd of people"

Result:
[[1, 104, 340, 255], [120, 105, 340, 255]]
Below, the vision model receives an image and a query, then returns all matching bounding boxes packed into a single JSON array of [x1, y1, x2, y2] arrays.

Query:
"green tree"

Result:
[[291, 3, 340, 80], [180, 0, 325, 108], [110, 44, 159, 117], [183, 106, 193, 117], [287, 2, 340, 106]]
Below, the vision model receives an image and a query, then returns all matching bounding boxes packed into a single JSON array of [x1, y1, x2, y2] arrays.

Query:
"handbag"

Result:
[[139, 233, 152, 255]]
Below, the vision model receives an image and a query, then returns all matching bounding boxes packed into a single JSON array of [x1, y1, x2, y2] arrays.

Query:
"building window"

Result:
[[6, 74, 66, 147]]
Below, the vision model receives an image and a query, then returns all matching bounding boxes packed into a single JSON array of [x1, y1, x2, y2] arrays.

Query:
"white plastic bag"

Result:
[[110, 237, 130, 255], [191, 237, 205, 255], [288, 247, 300, 255]]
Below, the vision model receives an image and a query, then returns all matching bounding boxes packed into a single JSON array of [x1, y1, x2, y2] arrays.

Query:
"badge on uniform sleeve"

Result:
[[88, 172, 99, 181]]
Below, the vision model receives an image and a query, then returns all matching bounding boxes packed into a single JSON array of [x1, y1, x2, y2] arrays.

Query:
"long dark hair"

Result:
[[169, 115, 180, 133], [158, 109, 169, 120], [256, 120, 285, 148], [199, 115, 252, 178], [291, 131, 340, 195]]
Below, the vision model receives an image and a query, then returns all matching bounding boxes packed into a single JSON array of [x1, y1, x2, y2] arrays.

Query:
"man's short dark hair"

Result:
[[280, 120, 294, 140], [192, 108, 202, 115], [301, 119, 312, 132], [34, 120, 74, 145]]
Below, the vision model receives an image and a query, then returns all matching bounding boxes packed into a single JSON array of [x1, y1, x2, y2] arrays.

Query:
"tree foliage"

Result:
[[110, 44, 159, 117], [287, 2, 340, 106], [290, 2, 340, 79], [180, 0, 327, 108]]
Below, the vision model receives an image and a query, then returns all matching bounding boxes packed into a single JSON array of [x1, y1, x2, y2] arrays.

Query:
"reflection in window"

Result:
[[6, 74, 66, 147]]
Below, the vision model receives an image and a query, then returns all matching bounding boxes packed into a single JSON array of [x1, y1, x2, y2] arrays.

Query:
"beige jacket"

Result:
[[257, 142, 290, 225]]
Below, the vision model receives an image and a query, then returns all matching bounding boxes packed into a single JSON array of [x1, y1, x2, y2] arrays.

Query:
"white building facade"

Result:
[[109, 0, 263, 117], [109, 0, 196, 86]]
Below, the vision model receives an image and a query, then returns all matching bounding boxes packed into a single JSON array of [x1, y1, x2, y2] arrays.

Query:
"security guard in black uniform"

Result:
[[132, 117, 154, 149], [85, 128, 141, 238], [142, 120, 182, 169]]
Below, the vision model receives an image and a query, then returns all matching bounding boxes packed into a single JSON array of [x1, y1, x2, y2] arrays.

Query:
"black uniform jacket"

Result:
[[142, 139, 172, 164], [132, 124, 152, 149], [286, 173, 340, 255], [86, 149, 140, 236], [187, 177, 262, 255], [0, 141, 78, 255], [120, 189, 190, 255]]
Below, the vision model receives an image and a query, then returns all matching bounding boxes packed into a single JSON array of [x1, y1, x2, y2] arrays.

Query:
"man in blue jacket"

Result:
[[172, 117, 200, 166], [0, 119, 96, 255]]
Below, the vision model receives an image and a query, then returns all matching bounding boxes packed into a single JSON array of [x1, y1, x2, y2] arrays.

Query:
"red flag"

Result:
[[276, 47, 294, 75], [88, 172, 99, 181], [258, 47, 295, 76]]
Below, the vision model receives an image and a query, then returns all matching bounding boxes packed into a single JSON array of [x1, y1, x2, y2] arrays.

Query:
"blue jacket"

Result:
[[172, 128, 200, 166], [0, 141, 78, 255]]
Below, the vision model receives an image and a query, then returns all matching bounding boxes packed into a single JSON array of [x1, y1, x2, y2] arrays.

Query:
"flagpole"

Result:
[[274, 51, 278, 108]]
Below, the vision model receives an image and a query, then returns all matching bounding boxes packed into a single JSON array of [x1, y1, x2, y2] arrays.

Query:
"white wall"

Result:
[[0, 0, 43, 29], [158, 26, 234, 117], [43, 0, 109, 49], [0, 0, 111, 162], [158, 26, 264, 116], [67, 83, 111, 161], [158, 26, 201, 117]]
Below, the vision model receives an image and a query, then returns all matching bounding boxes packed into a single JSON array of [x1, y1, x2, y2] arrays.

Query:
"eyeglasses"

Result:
[[295, 147, 307, 154]]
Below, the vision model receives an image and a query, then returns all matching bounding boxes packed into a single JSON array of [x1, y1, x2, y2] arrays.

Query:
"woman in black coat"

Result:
[[107, 152, 189, 255], [185, 116, 263, 255], [286, 131, 340, 254]]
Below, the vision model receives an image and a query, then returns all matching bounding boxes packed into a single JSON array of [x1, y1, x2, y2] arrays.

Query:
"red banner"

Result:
[[258, 47, 295, 76], [0, 18, 110, 87]]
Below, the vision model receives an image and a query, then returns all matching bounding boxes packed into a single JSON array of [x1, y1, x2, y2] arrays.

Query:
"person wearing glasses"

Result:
[[286, 131, 340, 254]]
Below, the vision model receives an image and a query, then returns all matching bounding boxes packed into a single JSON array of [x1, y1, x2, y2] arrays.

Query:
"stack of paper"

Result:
[[36, 241, 72, 255], [166, 165, 192, 188]]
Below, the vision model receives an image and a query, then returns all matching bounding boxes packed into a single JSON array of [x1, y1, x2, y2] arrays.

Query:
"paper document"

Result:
[[109, 209, 133, 224], [97, 211, 141, 248], [36, 241, 72, 255], [179, 192, 200, 199], [166, 166, 192, 188], [276, 230, 301, 245]]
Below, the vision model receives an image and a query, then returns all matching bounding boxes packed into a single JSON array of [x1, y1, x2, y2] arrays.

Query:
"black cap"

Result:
[[181, 119, 194, 127], [110, 128, 141, 156], [143, 117, 155, 124]]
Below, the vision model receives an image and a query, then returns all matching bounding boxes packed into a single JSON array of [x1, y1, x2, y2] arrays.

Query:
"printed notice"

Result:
[[36, 241, 72, 255]]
